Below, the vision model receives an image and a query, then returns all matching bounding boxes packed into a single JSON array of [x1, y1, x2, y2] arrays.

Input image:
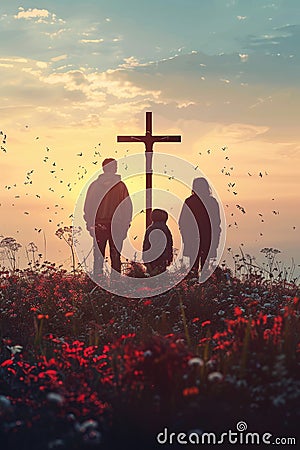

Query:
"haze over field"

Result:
[[0, 0, 299, 277]]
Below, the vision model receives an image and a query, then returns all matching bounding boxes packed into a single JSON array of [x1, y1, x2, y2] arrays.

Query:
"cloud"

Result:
[[0, 30, 299, 141], [36, 61, 48, 69], [216, 123, 269, 142], [275, 142, 300, 158], [13, 8, 65, 25], [0, 58, 161, 127], [239, 53, 249, 62], [80, 39, 104, 44], [14, 8, 50, 20], [44, 29, 69, 39], [0, 63, 14, 68], [242, 24, 300, 59], [51, 54, 68, 62], [102, 49, 300, 137], [0, 57, 28, 63], [119, 57, 141, 68]]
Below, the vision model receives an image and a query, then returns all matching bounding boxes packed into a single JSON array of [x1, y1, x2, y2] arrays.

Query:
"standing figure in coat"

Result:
[[179, 177, 221, 278], [142, 209, 173, 276], [84, 158, 132, 278]]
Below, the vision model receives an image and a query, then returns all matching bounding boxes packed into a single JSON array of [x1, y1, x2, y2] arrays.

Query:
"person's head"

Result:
[[192, 177, 212, 197], [151, 209, 168, 223], [102, 158, 117, 173]]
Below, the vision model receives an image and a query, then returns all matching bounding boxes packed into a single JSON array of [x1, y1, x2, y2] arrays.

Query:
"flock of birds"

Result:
[[197, 145, 285, 236], [1, 129, 105, 230], [0, 126, 296, 252]]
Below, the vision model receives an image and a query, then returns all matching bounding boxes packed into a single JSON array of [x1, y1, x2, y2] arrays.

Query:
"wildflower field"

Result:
[[0, 259, 299, 449]]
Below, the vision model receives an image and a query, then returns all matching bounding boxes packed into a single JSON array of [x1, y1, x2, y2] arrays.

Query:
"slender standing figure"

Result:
[[84, 158, 132, 278], [179, 177, 221, 277]]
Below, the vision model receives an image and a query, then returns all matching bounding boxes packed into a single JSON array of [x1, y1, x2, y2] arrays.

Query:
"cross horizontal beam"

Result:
[[117, 134, 181, 149]]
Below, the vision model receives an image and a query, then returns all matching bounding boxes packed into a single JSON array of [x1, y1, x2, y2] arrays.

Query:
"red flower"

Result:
[[1, 359, 14, 367], [37, 314, 49, 320], [234, 306, 243, 316], [183, 386, 199, 396]]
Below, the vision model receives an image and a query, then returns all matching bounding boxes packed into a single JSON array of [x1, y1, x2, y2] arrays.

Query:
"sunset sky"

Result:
[[0, 0, 299, 278]]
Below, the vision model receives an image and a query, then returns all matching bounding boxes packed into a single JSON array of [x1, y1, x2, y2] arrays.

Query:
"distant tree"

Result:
[[0, 237, 22, 271]]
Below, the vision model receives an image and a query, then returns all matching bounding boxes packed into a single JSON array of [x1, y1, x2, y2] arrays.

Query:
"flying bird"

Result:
[[236, 204, 246, 214]]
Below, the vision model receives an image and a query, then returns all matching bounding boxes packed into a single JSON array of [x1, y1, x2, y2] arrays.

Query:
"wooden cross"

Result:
[[117, 111, 181, 228]]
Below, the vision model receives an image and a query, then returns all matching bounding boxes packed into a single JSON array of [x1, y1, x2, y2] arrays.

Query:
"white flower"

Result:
[[79, 419, 99, 433], [188, 357, 204, 367], [46, 392, 64, 406], [208, 371, 223, 382], [7, 345, 23, 355]]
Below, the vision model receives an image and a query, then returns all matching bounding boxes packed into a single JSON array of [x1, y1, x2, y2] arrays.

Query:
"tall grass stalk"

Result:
[[179, 295, 191, 348], [239, 319, 251, 378]]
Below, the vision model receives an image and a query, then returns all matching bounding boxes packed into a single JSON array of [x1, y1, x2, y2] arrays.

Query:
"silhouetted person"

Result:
[[143, 209, 173, 276], [84, 158, 132, 278], [179, 177, 221, 277]]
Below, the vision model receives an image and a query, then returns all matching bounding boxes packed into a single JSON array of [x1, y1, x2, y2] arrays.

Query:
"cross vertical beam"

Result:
[[117, 111, 181, 229], [146, 111, 152, 135]]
